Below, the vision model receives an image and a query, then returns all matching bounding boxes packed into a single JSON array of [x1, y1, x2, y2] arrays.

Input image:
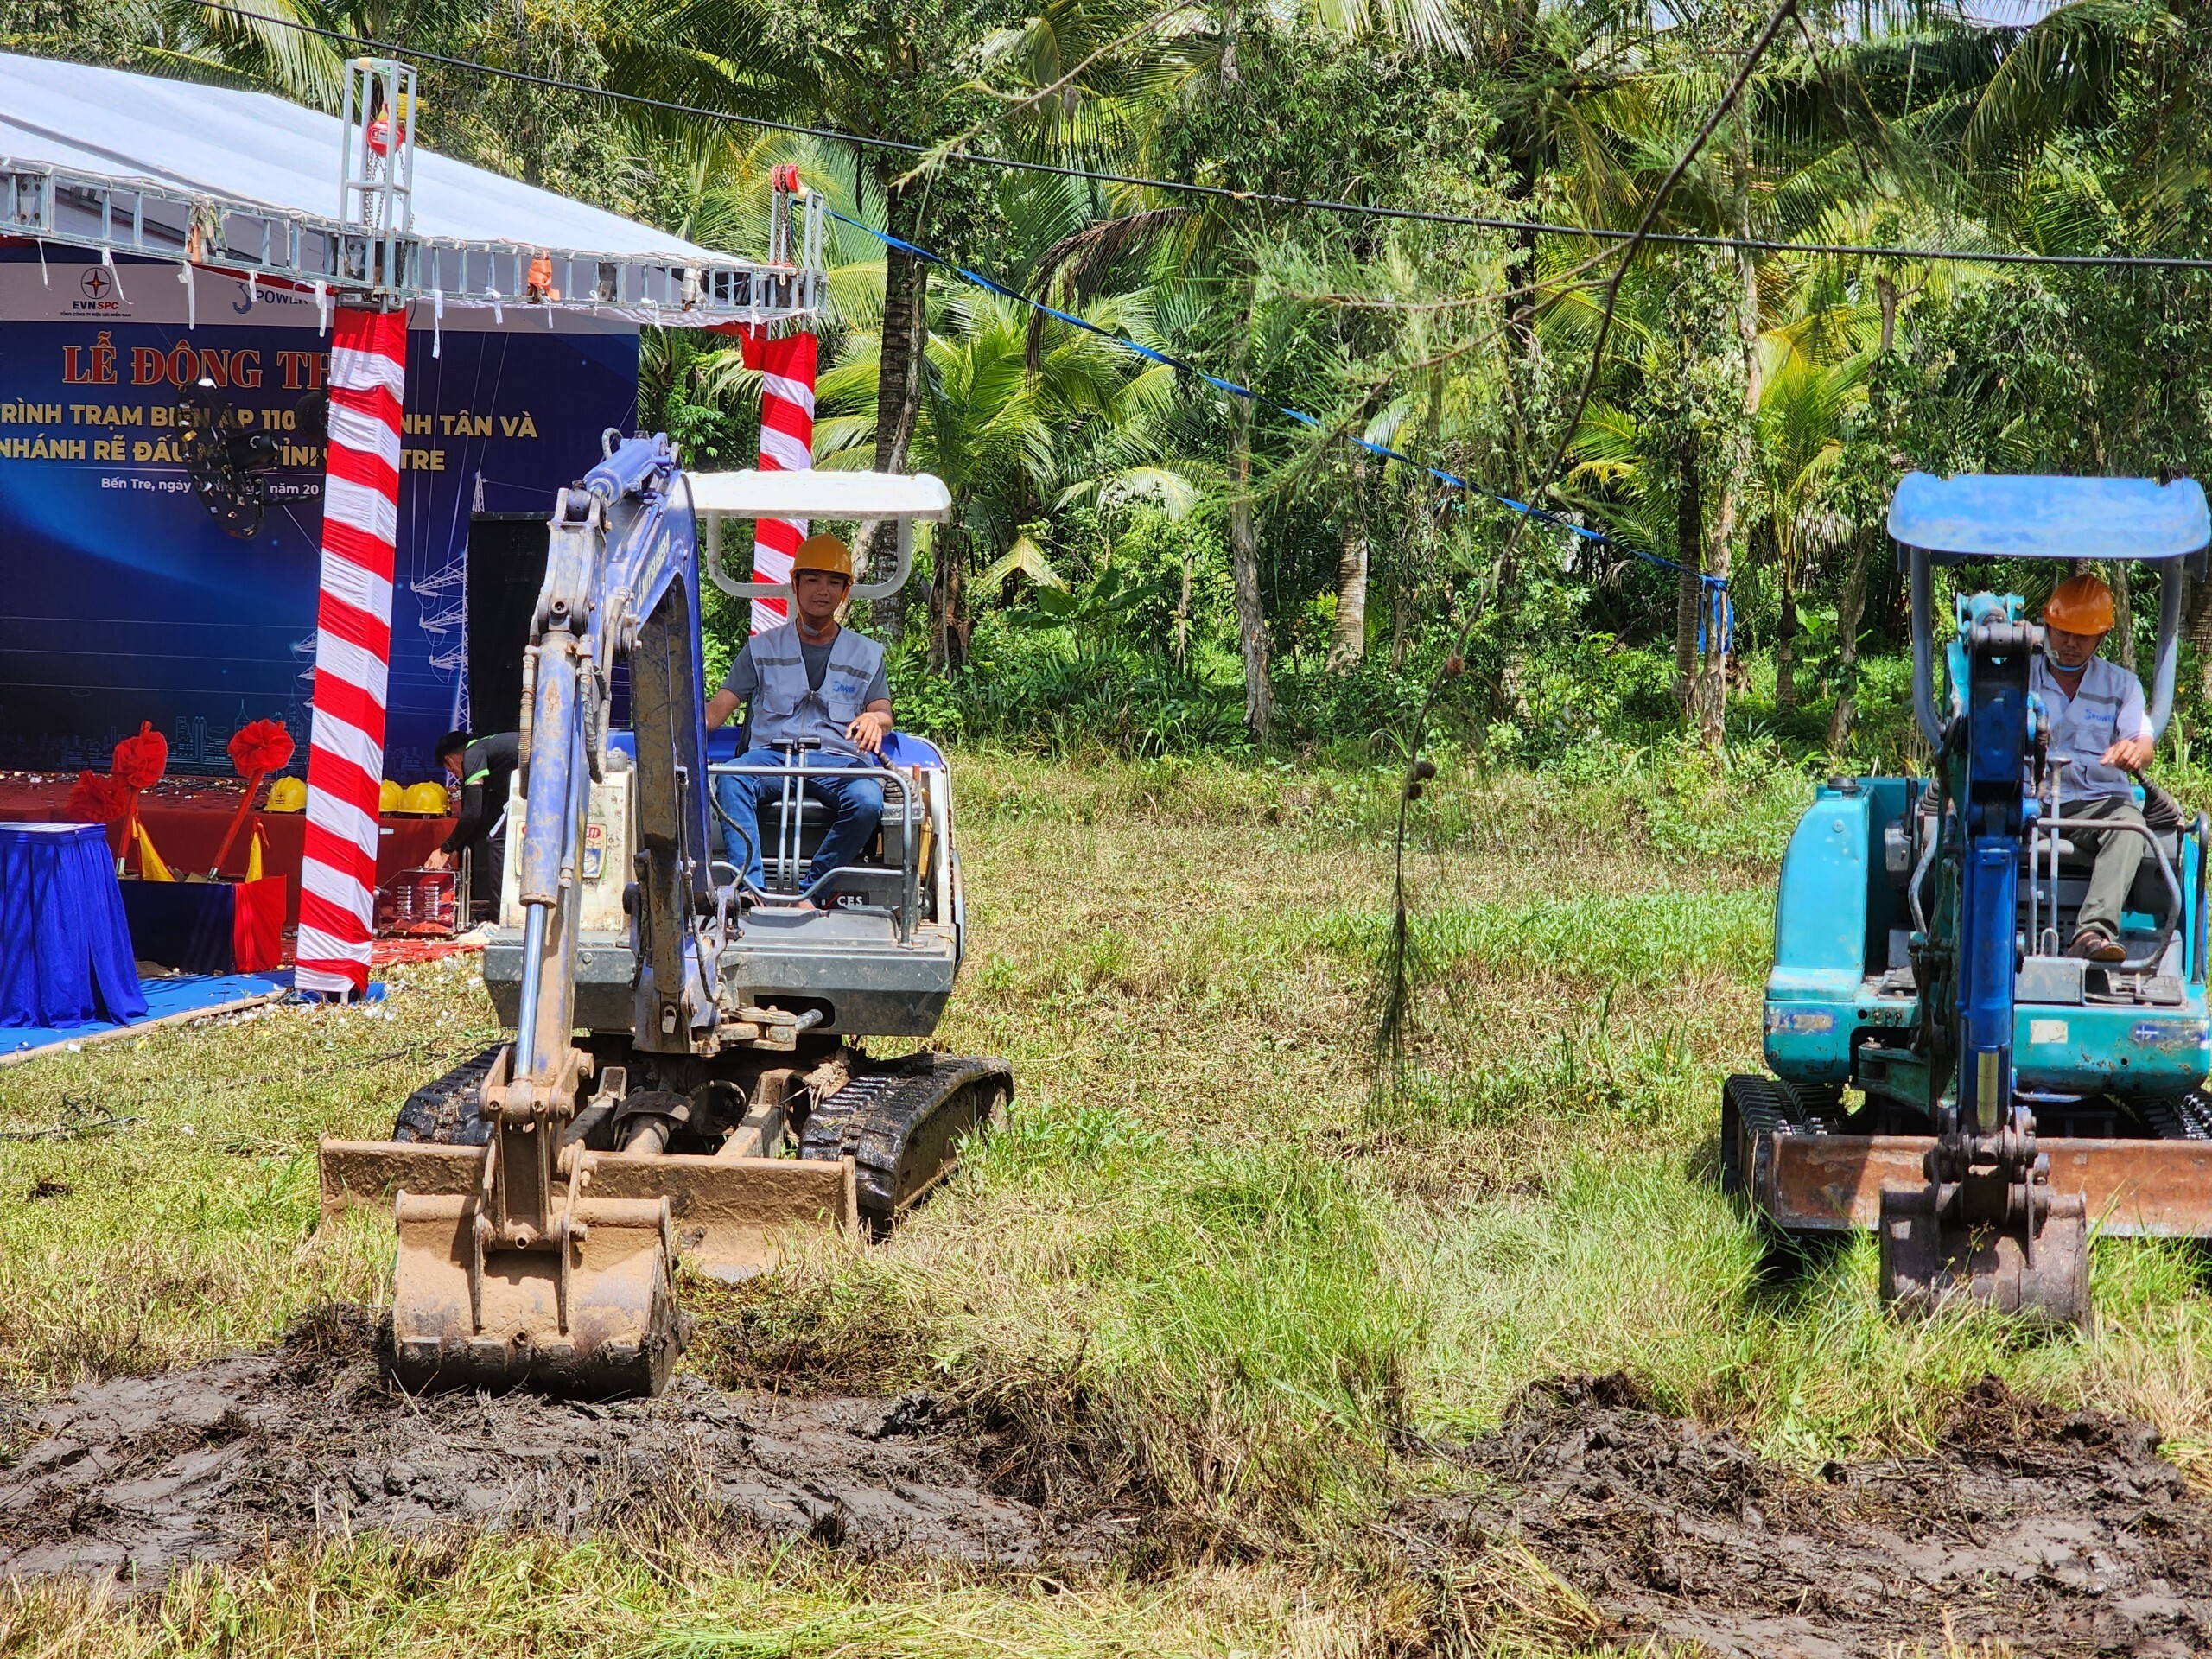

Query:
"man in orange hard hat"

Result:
[[705, 533, 892, 908], [2037, 573, 2157, 963]]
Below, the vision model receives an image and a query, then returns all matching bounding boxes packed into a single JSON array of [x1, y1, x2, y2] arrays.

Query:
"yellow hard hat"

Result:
[[403, 781, 452, 816], [2046, 574, 2115, 634], [792, 533, 854, 581], [378, 779, 403, 814], [265, 776, 307, 812]]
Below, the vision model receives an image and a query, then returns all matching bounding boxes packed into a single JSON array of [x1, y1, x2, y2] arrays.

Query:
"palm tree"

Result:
[[1754, 321, 1871, 715], [815, 277, 1157, 667], [601, 0, 1014, 559]]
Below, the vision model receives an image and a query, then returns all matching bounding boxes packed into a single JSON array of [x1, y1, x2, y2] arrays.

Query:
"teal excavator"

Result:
[[1727, 473, 2212, 1325]]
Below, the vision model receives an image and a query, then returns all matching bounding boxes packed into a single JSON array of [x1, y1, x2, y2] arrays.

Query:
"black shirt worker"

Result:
[[425, 729, 519, 915]]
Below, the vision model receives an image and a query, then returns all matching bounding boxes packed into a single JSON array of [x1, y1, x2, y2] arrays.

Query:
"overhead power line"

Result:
[[167, 2, 2212, 275], [824, 203, 1716, 597]]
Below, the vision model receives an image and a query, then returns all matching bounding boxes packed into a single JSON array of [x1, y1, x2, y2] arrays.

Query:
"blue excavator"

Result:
[[1726, 473, 2212, 1326], [318, 435, 1009, 1396]]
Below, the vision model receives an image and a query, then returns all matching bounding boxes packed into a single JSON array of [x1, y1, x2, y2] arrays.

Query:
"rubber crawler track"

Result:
[[800, 1052, 1014, 1225]]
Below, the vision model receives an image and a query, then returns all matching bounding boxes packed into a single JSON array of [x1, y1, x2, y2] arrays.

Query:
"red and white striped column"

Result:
[[740, 327, 817, 633], [296, 306, 406, 997]]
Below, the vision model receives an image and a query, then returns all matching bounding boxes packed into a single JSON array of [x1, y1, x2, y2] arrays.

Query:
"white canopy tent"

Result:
[[0, 52, 823, 326]]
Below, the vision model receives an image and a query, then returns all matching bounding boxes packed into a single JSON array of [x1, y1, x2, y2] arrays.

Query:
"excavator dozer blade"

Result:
[[318, 1138, 860, 1395], [1877, 1183, 2091, 1328]]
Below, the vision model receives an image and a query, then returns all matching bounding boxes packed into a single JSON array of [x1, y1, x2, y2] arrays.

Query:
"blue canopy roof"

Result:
[[1889, 473, 2210, 564]]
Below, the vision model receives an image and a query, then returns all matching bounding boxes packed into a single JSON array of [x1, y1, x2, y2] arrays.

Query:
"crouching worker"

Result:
[[2037, 574, 2158, 963], [424, 728, 518, 919], [706, 533, 892, 909]]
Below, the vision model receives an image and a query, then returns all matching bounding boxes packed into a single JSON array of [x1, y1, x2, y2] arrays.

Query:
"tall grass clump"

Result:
[[1073, 1148, 1424, 1529], [926, 1139, 1430, 1544]]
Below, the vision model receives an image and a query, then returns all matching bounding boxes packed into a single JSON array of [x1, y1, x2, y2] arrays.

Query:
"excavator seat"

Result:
[[2015, 818, 2183, 955], [736, 732, 940, 903]]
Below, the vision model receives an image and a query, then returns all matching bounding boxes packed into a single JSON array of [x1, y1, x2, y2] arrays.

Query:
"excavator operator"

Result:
[[2036, 573, 2158, 963], [706, 532, 893, 910]]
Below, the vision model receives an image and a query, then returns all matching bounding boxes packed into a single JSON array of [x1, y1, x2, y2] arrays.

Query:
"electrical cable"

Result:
[[164, 0, 2212, 275], [1374, 0, 1798, 1101], [821, 204, 1719, 599]]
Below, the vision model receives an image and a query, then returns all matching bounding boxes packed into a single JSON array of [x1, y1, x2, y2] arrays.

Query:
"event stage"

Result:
[[0, 773, 453, 925]]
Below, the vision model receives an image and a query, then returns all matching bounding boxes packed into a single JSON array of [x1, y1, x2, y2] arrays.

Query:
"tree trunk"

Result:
[[1773, 529, 1798, 716], [2187, 570, 2212, 701], [1327, 456, 1369, 670], [1694, 476, 1738, 746], [1827, 527, 1872, 752], [1697, 227, 1760, 748], [1674, 435, 1703, 711], [867, 177, 930, 639], [1389, 533, 1413, 671], [1835, 274, 1896, 751], [1173, 552, 1193, 669], [927, 520, 968, 671], [1493, 0, 1543, 479], [1229, 398, 1273, 743]]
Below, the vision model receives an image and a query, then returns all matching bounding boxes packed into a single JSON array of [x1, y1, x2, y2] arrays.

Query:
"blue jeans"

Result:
[[714, 748, 884, 897]]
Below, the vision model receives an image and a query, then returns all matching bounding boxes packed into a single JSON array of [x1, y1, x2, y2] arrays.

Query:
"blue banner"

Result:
[[0, 251, 639, 779]]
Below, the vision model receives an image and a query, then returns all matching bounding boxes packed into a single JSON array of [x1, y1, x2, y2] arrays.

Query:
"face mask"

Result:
[[2045, 644, 2091, 672]]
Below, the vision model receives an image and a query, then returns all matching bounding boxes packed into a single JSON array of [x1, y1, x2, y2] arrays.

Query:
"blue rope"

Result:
[[823, 206, 1734, 619]]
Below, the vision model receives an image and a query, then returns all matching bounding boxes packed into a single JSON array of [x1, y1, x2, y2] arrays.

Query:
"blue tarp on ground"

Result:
[[0, 968, 292, 1059]]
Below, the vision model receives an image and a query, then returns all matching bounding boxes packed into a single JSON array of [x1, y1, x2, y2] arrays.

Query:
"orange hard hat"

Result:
[[792, 533, 854, 581], [2045, 574, 2115, 635]]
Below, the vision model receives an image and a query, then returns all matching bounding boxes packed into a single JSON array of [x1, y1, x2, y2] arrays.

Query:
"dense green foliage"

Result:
[[15, 0, 2212, 765]]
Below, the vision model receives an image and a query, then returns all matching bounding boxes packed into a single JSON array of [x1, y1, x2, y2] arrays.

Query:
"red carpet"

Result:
[[0, 772, 454, 928]]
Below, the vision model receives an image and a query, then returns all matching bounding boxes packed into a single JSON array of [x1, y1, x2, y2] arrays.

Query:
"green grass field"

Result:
[[2, 748, 2207, 1655]]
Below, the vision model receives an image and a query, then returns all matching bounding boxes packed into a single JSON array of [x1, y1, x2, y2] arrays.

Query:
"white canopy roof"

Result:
[[690, 470, 954, 521], [0, 53, 826, 325], [693, 471, 950, 602], [0, 53, 709, 259]]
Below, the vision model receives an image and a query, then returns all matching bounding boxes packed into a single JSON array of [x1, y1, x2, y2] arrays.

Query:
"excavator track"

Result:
[[1719, 1073, 1838, 1212], [799, 1052, 1012, 1225], [390, 1046, 501, 1146], [2139, 1091, 2212, 1141]]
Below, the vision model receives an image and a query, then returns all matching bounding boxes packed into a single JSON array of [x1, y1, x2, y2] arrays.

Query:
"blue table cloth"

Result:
[[0, 822, 147, 1028]]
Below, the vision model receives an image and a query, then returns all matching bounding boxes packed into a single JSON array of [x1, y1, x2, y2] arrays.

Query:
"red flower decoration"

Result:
[[111, 721, 168, 791], [227, 718, 295, 780], [67, 771, 129, 824]]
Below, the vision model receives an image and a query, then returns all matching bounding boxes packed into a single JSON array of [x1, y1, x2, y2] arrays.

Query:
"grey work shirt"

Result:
[[2031, 652, 2152, 804], [720, 629, 891, 709]]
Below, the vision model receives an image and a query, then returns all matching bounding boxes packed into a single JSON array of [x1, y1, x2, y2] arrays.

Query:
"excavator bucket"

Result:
[[1877, 1182, 2090, 1327], [319, 1137, 858, 1397], [391, 1189, 679, 1397]]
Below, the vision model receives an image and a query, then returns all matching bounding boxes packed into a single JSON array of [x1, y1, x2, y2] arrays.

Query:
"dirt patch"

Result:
[[0, 1308, 1109, 1586], [1409, 1374, 2211, 1658]]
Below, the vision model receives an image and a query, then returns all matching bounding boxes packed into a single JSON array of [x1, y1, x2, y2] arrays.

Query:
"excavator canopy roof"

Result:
[[689, 470, 953, 523], [1889, 472, 2209, 567]]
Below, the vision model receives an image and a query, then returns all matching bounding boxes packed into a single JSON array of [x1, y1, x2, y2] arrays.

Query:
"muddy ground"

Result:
[[1413, 1374, 2212, 1658], [0, 1309, 1113, 1586], [1, 1318, 2205, 1657]]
